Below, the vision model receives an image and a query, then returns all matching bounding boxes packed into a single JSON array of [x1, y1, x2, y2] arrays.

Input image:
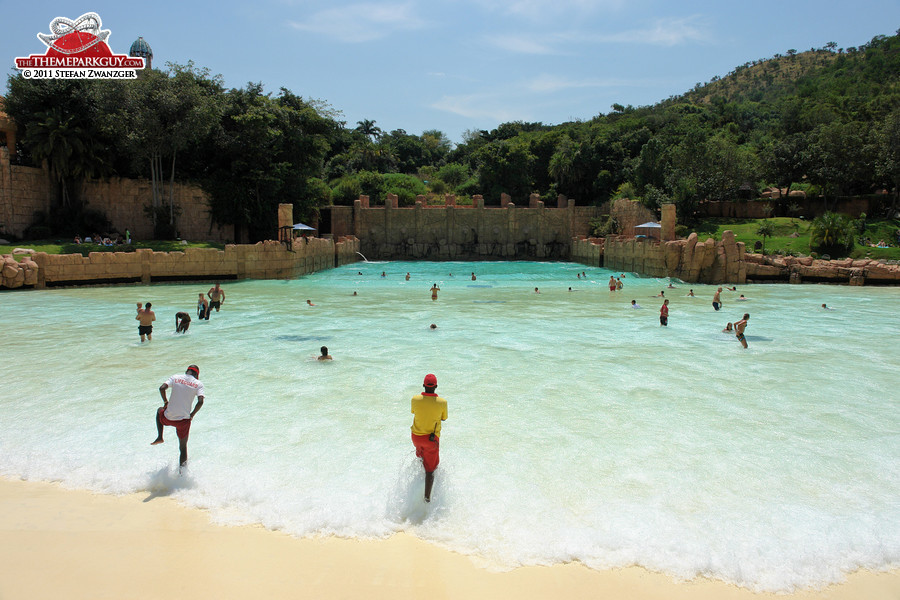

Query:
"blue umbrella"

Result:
[[292, 223, 316, 230]]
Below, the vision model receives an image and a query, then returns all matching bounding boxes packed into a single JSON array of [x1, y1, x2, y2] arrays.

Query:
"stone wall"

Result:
[[743, 254, 900, 285], [1, 236, 360, 289], [0, 147, 229, 242], [334, 195, 601, 261], [603, 231, 747, 283]]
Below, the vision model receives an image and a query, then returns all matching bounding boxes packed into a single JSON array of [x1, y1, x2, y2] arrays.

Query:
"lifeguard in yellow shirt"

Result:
[[410, 373, 447, 503]]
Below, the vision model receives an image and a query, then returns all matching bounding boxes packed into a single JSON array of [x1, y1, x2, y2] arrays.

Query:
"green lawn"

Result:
[[687, 217, 900, 260], [0, 239, 225, 260]]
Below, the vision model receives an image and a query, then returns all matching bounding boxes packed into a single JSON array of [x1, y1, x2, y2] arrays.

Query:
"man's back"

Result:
[[411, 393, 447, 437]]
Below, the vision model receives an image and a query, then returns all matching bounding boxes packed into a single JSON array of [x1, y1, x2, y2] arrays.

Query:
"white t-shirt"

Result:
[[164, 374, 205, 420]]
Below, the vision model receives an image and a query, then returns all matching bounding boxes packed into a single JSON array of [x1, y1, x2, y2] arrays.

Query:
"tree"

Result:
[[355, 119, 382, 142], [97, 63, 223, 236], [809, 212, 855, 256], [756, 220, 775, 254]]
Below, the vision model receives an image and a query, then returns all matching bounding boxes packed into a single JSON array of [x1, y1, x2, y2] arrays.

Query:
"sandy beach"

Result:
[[1, 477, 897, 600]]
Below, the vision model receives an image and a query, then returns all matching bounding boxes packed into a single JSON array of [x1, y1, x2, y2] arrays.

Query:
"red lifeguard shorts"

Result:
[[411, 433, 440, 473], [157, 407, 192, 440]]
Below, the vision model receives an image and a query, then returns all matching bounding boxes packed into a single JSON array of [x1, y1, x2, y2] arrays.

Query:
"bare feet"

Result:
[[150, 438, 164, 445]]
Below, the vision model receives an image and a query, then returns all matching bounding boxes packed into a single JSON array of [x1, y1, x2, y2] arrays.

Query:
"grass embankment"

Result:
[[688, 217, 900, 261], [0, 240, 226, 261]]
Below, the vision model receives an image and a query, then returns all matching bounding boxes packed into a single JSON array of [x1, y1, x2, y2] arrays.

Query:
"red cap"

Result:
[[423, 373, 437, 387], [187, 365, 200, 376]]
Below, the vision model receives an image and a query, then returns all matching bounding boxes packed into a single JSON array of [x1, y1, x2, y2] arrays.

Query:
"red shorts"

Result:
[[411, 433, 440, 473], [157, 407, 192, 440]]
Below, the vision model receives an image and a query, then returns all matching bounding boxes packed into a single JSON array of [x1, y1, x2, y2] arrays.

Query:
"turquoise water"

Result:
[[1, 261, 898, 592]]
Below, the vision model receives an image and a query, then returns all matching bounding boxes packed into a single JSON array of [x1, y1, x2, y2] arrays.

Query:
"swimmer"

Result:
[[136, 302, 156, 342], [609, 276, 617, 291], [471, 272, 476, 281], [734, 313, 749, 348], [722, 322, 733, 333], [430, 283, 440, 301], [382, 271, 386, 278], [737, 294, 748, 301], [687, 289, 694, 297], [821, 303, 834, 310], [352, 291, 358, 296], [197, 293, 209, 320], [317, 346, 333, 361], [306, 299, 316, 306], [631, 300, 642, 309], [534, 287, 540, 293], [667, 283, 676, 289], [577, 273, 581, 279], [583, 272, 586, 278], [616, 278, 623, 290], [659, 298, 669, 326], [712, 287, 722, 311], [405, 272, 410, 281], [175, 311, 191, 334], [568, 287, 573, 292], [656, 291, 665, 298], [207, 283, 225, 313], [727, 286, 737, 291], [429, 323, 437, 330]]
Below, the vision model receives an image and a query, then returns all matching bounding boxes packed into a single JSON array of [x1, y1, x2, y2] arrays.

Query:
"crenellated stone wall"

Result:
[[1, 236, 360, 289], [336, 194, 602, 261]]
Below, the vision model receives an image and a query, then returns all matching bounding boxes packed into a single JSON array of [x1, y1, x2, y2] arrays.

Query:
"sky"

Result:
[[3, 1, 899, 144]]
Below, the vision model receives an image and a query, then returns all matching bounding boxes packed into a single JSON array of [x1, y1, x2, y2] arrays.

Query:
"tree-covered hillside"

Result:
[[4, 31, 899, 241]]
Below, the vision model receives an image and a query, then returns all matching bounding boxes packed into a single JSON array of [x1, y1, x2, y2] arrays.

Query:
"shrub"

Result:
[[809, 212, 855, 257], [383, 173, 426, 206]]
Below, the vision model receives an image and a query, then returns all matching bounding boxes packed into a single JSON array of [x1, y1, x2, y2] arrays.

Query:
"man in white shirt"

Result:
[[151, 365, 205, 467]]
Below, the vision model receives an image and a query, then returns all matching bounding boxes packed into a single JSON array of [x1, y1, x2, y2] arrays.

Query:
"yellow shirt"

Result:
[[411, 393, 447, 438]]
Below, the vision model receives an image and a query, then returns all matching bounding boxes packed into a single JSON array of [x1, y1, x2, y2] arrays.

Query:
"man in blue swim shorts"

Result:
[[734, 313, 749, 348]]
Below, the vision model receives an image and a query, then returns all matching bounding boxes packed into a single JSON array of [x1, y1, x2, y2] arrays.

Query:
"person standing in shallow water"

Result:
[[430, 283, 440, 301], [410, 373, 447, 503], [151, 365, 205, 468], [136, 302, 155, 342], [734, 313, 750, 348], [660, 298, 669, 326]]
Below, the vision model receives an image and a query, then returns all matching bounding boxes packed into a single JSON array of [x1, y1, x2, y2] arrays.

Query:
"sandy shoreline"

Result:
[[1, 477, 897, 600]]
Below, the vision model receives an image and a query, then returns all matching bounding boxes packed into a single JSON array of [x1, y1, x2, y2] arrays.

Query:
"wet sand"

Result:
[[1, 477, 897, 600]]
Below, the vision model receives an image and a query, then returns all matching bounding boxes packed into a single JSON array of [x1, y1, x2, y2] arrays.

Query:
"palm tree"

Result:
[[355, 119, 382, 142], [809, 212, 854, 256], [756, 220, 775, 255]]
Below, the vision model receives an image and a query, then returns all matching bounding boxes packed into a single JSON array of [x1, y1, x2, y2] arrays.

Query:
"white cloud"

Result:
[[587, 16, 710, 46], [473, 0, 626, 21], [289, 2, 428, 43], [430, 92, 530, 122], [489, 34, 560, 55]]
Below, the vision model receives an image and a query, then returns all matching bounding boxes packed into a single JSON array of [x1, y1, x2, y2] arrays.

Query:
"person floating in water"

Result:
[[821, 303, 834, 310], [660, 298, 669, 326], [429, 323, 437, 330], [410, 373, 447, 503], [317, 346, 332, 361], [722, 322, 733, 333], [430, 283, 440, 301], [197, 293, 209, 320], [534, 287, 540, 293], [656, 290, 665, 298], [175, 312, 191, 334], [631, 300, 642, 309], [151, 364, 205, 468], [713, 287, 722, 311], [136, 302, 155, 342], [734, 313, 750, 349], [737, 294, 748, 301], [687, 289, 695, 297], [306, 299, 316, 306], [206, 283, 225, 314]]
